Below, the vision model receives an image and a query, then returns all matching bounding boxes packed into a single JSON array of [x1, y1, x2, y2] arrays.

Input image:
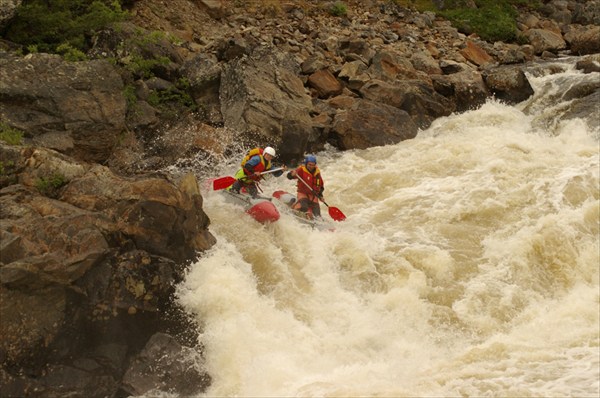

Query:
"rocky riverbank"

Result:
[[0, 0, 598, 396]]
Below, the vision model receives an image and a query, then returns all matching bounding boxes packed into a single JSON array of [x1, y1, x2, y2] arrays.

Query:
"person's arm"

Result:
[[287, 168, 298, 180], [244, 156, 261, 174]]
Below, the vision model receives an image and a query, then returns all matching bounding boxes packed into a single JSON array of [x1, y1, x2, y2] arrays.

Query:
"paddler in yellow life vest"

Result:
[[230, 146, 286, 198]]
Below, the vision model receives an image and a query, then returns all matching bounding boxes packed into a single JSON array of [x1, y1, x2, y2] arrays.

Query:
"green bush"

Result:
[[2, 0, 128, 54], [329, 2, 348, 17], [35, 173, 68, 197], [56, 43, 88, 61], [147, 86, 196, 111], [0, 123, 24, 145], [438, 0, 518, 42], [440, 2, 519, 42], [125, 54, 171, 79]]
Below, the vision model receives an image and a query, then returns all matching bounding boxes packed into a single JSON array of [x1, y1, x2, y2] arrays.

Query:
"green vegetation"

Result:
[[391, 0, 541, 43], [0, 123, 24, 145], [108, 28, 175, 79], [0, 160, 13, 175], [56, 43, 88, 61], [2, 0, 128, 54], [35, 173, 68, 197], [123, 84, 138, 108], [439, 1, 519, 42], [125, 54, 171, 79], [330, 2, 348, 17], [147, 78, 197, 112]]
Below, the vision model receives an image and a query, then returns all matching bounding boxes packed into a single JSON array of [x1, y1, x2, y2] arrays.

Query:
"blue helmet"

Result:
[[304, 154, 317, 164]]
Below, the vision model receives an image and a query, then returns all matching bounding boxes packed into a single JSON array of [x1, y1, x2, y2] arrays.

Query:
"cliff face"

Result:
[[0, 0, 599, 396]]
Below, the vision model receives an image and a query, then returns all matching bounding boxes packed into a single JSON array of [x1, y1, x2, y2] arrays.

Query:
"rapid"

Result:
[[175, 57, 599, 397]]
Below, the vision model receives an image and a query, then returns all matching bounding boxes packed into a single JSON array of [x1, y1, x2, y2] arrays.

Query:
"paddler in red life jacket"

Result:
[[286, 154, 324, 219], [230, 146, 286, 198]]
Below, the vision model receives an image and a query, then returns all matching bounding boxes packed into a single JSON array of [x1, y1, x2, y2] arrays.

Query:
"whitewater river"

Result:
[[175, 58, 599, 397]]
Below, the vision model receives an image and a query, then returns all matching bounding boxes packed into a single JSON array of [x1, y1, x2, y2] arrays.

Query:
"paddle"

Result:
[[295, 174, 346, 222], [212, 167, 285, 191]]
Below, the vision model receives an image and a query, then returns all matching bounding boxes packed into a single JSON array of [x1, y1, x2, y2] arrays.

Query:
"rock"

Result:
[[180, 53, 224, 125], [369, 50, 429, 83], [524, 28, 567, 54], [219, 45, 313, 160], [565, 25, 600, 55], [331, 99, 418, 150], [121, 333, 210, 396], [198, 0, 228, 20], [575, 56, 600, 74], [338, 60, 370, 90], [307, 68, 344, 98], [460, 40, 495, 67], [432, 67, 490, 112], [410, 50, 443, 75], [482, 65, 534, 104], [0, 143, 214, 394], [562, 89, 600, 131], [359, 79, 454, 128], [571, 0, 600, 25], [0, 54, 126, 163]]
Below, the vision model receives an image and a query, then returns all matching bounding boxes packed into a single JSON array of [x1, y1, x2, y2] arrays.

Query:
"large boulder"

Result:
[[482, 65, 534, 104], [565, 25, 600, 55], [219, 45, 314, 161], [0, 54, 127, 163], [359, 79, 454, 129], [180, 53, 224, 125], [331, 99, 418, 150], [524, 28, 567, 55], [432, 66, 490, 112]]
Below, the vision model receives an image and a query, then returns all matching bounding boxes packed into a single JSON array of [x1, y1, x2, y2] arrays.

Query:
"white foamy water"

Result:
[[176, 60, 600, 397]]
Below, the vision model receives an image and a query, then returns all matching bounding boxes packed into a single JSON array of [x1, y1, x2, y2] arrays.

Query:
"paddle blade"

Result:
[[212, 176, 236, 191], [328, 206, 346, 222]]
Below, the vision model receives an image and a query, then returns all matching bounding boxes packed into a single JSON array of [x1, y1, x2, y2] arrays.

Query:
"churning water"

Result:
[[175, 57, 599, 397]]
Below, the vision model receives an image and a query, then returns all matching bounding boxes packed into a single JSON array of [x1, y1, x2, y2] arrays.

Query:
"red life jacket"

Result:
[[295, 165, 323, 197]]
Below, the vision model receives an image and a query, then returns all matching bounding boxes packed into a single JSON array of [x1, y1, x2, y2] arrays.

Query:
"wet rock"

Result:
[[331, 99, 417, 150], [0, 54, 126, 163], [482, 65, 535, 104], [121, 333, 210, 397]]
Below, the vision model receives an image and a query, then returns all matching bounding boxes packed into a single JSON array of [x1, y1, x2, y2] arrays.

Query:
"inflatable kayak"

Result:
[[221, 188, 280, 224]]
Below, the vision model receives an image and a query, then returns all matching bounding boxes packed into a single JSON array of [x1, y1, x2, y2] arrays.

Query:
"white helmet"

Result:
[[264, 146, 276, 157]]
